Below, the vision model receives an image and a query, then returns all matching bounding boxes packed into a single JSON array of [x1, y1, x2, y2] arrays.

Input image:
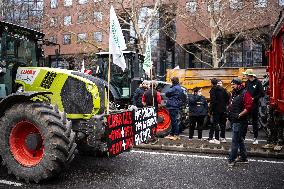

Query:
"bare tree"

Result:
[[173, 0, 280, 68]]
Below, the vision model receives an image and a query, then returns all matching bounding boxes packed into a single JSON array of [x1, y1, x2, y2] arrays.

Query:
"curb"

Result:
[[134, 138, 284, 159]]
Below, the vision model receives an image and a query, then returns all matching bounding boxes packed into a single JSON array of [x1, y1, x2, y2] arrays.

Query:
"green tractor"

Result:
[[0, 21, 108, 182]]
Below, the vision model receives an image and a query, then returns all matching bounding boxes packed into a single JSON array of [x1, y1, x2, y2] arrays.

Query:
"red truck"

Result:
[[266, 10, 284, 125]]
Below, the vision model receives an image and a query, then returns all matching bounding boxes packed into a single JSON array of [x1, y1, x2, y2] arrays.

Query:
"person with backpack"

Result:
[[188, 87, 208, 140], [228, 78, 253, 167], [164, 77, 184, 141]]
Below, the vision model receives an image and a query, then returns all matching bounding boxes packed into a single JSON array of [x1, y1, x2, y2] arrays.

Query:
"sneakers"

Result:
[[209, 139, 220, 144], [171, 135, 180, 141], [151, 138, 159, 145], [253, 138, 258, 145], [262, 144, 275, 149], [274, 145, 283, 151], [165, 135, 173, 139], [220, 138, 227, 143], [228, 161, 235, 167], [235, 158, 249, 164]]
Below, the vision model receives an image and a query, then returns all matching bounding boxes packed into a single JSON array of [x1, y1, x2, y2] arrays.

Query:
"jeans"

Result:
[[251, 102, 259, 139], [229, 123, 247, 162], [189, 116, 204, 139], [209, 113, 226, 140], [169, 109, 180, 136]]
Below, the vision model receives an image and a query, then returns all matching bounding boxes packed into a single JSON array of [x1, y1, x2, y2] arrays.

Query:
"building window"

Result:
[[51, 0, 58, 9], [254, 0, 267, 8], [94, 12, 103, 22], [78, 0, 88, 4], [207, 0, 221, 12], [186, 1, 197, 13], [77, 33, 87, 43], [229, 0, 243, 10], [94, 32, 103, 42], [63, 34, 71, 45], [50, 17, 58, 27], [64, 0, 73, 6], [279, 0, 284, 6], [49, 36, 57, 43], [64, 16, 72, 26], [77, 13, 87, 23]]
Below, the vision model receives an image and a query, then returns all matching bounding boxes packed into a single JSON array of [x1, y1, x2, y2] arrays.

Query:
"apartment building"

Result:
[[0, 0, 44, 30], [176, 0, 283, 69], [42, 0, 283, 78]]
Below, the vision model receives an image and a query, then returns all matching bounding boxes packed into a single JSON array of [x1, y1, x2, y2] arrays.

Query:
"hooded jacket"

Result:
[[209, 85, 230, 114], [165, 84, 184, 109]]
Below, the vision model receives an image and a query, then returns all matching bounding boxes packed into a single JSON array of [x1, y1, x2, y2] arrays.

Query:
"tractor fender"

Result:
[[0, 92, 52, 117]]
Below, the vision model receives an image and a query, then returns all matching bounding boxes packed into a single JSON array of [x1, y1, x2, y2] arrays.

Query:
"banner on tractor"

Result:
[[105, 107, 157, 157]]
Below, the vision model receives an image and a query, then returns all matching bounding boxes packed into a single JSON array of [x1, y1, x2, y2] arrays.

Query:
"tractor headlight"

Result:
[[87, 84, 93, 91], [93, 92, 98, 99]]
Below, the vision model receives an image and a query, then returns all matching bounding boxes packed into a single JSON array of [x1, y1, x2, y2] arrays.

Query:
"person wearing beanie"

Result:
[[228, 78, 253, 167]]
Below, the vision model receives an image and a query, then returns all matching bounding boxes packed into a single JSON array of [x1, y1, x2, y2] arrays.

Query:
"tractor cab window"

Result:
[[5, 36, 36, 67]]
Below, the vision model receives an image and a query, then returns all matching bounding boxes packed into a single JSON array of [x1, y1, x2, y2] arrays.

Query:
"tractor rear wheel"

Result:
[[156, 107, 171, 137], [0, 102, 77, 183]]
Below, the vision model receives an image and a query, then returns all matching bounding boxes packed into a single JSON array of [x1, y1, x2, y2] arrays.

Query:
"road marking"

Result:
[[131, 150, 284, 164], [179, 135, 267, 142], [0, 180, 22, 187]]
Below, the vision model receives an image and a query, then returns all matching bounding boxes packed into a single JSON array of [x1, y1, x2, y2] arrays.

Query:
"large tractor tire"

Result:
[[0, 102, 77, 183], [156, 107, 171, 137]]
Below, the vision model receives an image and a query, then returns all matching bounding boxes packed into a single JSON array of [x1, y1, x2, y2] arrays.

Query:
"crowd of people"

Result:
[[132, 69, 284, 166]]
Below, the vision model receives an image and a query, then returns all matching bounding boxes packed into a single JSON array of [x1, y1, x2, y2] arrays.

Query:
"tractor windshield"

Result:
[[0, 21, 44, 96], [4, 36, 37, 67]]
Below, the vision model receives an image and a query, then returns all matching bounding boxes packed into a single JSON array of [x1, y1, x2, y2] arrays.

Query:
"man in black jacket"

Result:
[[209, 78, 230, 144], [243, 69, 265, 145], [132, 80, 149, 108]]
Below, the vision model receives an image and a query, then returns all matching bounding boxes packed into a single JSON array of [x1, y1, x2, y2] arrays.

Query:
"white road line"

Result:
[[0, 180, 23, 187], [131, 150, 284, 164], [179, 135, 267, 142]]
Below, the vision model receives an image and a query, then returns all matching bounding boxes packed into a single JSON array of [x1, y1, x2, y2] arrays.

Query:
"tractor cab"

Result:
[[0, 21, 44, 98], [95, 51, 145, 105]]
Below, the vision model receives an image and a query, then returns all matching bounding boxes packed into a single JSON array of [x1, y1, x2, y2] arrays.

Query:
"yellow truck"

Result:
[[166, 67, 267, 99]]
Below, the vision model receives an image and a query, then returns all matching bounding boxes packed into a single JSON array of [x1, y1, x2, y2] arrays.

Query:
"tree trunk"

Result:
[[210, 17, 219, 68]]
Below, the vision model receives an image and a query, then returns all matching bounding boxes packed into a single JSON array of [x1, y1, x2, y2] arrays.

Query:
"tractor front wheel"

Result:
[[0, 102, 77, 183], [156, 107, 171, 137]]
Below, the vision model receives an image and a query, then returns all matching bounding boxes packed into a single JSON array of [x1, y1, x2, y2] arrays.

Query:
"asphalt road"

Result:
[[0, 149, 284, 189]]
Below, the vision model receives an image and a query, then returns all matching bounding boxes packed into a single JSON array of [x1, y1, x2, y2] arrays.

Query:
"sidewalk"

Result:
[[135, 126, 284, 159]]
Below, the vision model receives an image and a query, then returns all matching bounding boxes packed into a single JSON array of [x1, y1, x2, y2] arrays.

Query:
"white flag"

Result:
[[81, 59, 85, 73], [109, 5, 127, 71], [143, 35, 152, 75]]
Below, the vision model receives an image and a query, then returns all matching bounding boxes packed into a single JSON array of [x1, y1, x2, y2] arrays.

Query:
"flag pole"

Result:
[[151, 66, 154, 107], [107, 54, 111, 114]]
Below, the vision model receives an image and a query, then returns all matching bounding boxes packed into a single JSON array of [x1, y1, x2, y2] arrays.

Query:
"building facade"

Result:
[[0, 0, 44, 30], [41, 0, 283, 79]]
